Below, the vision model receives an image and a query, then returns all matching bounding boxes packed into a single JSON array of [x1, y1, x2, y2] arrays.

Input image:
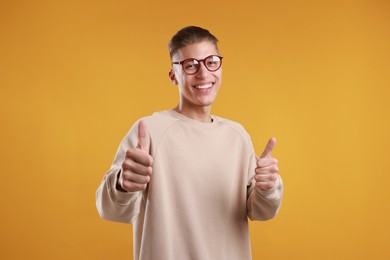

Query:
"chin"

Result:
[[197, 99, 215, 107]]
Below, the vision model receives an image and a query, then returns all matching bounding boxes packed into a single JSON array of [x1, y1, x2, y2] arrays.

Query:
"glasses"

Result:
[[172, 55, 223, 75]]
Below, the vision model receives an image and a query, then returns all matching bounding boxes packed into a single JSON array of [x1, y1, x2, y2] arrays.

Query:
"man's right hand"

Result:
[[118, 120, 153, 192]]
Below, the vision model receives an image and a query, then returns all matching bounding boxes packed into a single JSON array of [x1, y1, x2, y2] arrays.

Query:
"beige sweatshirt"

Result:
[[96, 110, 283, 260]]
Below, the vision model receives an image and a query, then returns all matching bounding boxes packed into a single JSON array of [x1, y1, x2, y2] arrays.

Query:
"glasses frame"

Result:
[[172, 55, 223, 75]]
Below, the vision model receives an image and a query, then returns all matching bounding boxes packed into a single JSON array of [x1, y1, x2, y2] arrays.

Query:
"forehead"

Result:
[[174, 41, 219, 61]]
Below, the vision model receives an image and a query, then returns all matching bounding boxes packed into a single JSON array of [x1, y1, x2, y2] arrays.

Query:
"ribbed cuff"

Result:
[[109, 170, 140, 205], [255, 175, 283, 200]]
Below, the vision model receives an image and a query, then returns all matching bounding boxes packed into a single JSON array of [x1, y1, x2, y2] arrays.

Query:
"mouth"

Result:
[[193, 83, 214, 92]]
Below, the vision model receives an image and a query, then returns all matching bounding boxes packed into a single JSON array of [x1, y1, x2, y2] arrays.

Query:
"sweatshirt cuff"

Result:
[[255, 175, 283, 200], [109, 170, 140, 205]]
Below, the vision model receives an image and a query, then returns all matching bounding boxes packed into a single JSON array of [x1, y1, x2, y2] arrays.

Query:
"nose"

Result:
[[195, 61, 209, 78]]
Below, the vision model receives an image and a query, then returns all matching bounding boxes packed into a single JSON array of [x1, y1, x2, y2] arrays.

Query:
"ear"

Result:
[[168, 69, 178, 85]]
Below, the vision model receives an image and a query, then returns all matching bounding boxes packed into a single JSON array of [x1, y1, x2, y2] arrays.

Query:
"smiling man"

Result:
[[96, 26, 284, 260], [169, 40, 222, 122]]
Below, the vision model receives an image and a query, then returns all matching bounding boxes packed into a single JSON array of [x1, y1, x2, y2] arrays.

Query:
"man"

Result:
[[96, 26, 283, 260]]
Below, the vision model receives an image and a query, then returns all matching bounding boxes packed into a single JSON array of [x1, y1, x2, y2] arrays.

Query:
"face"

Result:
[[169, 41, 222, 112]]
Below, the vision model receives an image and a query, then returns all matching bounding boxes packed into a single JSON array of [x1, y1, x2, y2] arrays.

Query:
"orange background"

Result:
[[1, 0, 389, 259]]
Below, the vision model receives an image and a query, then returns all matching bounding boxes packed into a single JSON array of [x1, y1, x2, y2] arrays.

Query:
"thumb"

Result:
[[260, 137, 276, 158], [137, 120, 150, 153]]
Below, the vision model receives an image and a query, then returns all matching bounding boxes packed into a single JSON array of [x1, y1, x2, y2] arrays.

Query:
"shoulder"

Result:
[[214, 115, 254, 152], [119, 110, 180, 154], [137, 110, 181, 144], [123, 110, 179, 138], [141, 110, 179, 132], [214, 115, 250, 137]]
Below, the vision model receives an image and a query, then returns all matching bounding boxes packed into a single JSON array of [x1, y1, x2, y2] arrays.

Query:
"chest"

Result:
[[152, 126, 250, 189]]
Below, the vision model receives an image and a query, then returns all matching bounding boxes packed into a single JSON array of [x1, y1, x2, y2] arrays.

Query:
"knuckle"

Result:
[[123, 171, 137, 182], [125, 149, 133, 157], [122, 159, 134, 169], [126, 148, 138, 159], [256, 160, 261, 167], [140, 166, 149, 176], [122, 180, 132, 190], [121, 161, 128, 169], [121, 171, 129, 180], [123, 181, 147, 192], [139, 175, 150, 184], [146, 156, 153, 166]]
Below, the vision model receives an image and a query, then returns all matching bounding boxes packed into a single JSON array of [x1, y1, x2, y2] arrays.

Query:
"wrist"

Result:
[[116, 170, 128, 192]]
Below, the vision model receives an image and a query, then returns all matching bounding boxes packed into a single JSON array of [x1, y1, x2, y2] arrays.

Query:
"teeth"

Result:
[[194, 83, 212, 89]]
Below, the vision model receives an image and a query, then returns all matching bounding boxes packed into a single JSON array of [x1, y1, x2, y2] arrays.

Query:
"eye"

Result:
[[184, 59, 199, 71], [206, 56, 221, 68], [184, 63, 195, 69], [207, 60, 218, 67]]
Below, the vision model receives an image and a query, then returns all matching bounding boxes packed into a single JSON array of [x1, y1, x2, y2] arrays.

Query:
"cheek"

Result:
[[214, 70, 222, 82], [177, 77, 193, 93], [179, 75, 194, 88]]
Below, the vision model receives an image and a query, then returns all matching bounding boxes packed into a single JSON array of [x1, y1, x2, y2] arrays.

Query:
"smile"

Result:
[[193, 83, 213, 90]]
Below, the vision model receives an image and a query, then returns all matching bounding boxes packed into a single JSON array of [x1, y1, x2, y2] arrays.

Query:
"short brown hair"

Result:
[[168, 26, 219, 59]]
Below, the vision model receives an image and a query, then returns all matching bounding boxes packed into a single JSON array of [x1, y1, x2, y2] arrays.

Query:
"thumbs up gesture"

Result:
[[118, 120, 153, 192], [255, 138, 279, 191]]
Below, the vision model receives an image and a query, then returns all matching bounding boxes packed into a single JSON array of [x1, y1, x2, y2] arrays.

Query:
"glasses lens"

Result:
[[205, 56, 221, 71], [183, 59, 200, 74]]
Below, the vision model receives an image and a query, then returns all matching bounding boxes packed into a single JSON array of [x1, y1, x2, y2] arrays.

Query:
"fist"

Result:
[[255, 138, 279, 191], [118, 120, 153, 192]]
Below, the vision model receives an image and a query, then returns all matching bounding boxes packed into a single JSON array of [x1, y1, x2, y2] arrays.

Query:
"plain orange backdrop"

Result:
[[1, 0, 389, 259]]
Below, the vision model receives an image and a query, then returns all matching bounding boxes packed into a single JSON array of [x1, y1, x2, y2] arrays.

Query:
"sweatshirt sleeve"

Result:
[[95, 121, 144, 224], [246, 154, 284, 221]]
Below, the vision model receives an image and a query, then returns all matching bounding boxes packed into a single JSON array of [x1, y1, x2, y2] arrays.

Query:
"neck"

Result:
[[174, 104, 212, 123]]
